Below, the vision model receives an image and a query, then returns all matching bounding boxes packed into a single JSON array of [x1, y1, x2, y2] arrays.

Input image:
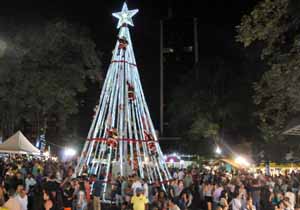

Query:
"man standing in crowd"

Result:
[[178, 169, 185, 180], [91, 174, 102, 210], [131, 175, 142, 196], [16, 185, 28, 210], [131, 187, 148, 210]]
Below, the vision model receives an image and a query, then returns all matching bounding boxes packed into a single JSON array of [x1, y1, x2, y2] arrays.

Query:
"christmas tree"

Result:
[[76, 2, 171, 199]]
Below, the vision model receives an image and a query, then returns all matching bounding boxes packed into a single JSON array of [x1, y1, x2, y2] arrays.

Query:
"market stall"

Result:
[[0, 131, 40, 155]]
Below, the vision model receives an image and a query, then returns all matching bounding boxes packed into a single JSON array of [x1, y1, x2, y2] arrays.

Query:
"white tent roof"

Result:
[[0, 131, 40, 154]]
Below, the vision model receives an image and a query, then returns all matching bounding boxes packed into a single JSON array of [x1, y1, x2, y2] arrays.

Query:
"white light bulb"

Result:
[[64, 148, 76, 157], [215, 146, 222, 155]]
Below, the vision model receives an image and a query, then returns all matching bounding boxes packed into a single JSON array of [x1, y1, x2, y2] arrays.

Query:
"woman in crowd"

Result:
[[75, 190, 87, 210], [203, 181, 213, 210], [157, 190, 167, 210], [218, 190, 229, 210], [177, 191, 192, 210], [244, 197, 256, 210], [231, 191, 242, 210]]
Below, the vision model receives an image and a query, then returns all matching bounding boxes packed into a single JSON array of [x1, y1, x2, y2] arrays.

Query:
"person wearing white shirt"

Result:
[[231, 193, 242, 210], [285, 188, 296, 209], [178, 170, 185, 180], [173, 170, 178, 179], [16, 185, 28, 210], [131, 176, 142, 195], [25, 174, 36, 193], [142, 179, 149, 199]]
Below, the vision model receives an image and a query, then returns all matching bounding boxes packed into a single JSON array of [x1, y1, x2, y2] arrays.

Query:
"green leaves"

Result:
[[167, 54, 259, 154], [188, 114, 219, 140], [0, 19, 102, 137], [237, 0, 300, 141]]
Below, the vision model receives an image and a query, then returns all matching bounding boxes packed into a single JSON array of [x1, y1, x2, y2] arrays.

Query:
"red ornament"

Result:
[[118, 36, 128, 50], [144, 130, 154, 141], [127, 81, 135, 100], [107, 128, 118, 148], [107, 138, 118, 148], [107, 128, 118, 139], [147, 142, 157, 154]]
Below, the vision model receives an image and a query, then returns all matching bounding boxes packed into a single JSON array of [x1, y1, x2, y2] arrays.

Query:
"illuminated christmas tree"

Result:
[[76, 2, 171, 200]]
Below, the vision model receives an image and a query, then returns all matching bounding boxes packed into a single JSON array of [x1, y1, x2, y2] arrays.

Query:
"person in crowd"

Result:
[[275, 197, 293, 210], [82, 176, 91, 204], [76, 189, 87, 210], [131, 187, 148, 210], [184, 172, 193, 189], [115, 175, 123, 207], [157, 190, 168, 210], [167, 198, 180, 210], [4, 156, 300, 210], [295, 189, 300, 210], [230, 191, 242, 210], [91, 174, 102, 210], [15, 173, 24, 188], [121, 201, 131, 210], [244, 197, 256, 210], [142, 178, 149, 199], [0, 186, 5, 207], [213, 183, 223, 209], [178, 170, 185, 181], [4, 188, 21, 210], [178, 180, 184, 196], [16, 185, 28, 210], [285, 187, 296, 209], [203, 181, 213, 210], [43, 189, 54, 210], [249, 179, 261, 210], [218, 190, 229, 210], [62, 181, 74, 209], [132, 176, 143, 196], [178, 191, 192, 210], [25, 173, 36, 193]]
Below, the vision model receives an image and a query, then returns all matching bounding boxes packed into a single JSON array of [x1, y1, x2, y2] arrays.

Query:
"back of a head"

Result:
[[287, 186, 292, 192], [169, 197, 177, 205], [8, 188, 15, 197]]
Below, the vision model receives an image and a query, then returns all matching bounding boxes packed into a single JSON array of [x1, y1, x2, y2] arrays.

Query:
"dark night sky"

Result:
[[0, 0, 259, 135]]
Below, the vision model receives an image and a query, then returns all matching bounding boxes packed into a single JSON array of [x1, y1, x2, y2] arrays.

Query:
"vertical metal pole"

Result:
[[193, 18, 199, 79], [160, 20, 164, 136]]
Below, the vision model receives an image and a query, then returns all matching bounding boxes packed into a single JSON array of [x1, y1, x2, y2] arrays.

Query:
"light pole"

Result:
[[160, 20, 164, 136]]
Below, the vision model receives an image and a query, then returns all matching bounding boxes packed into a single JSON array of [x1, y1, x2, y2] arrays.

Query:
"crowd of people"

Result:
[[1, 156, 300, 210]]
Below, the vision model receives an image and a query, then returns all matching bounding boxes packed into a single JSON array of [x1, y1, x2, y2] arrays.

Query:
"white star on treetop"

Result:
[[112, 2, 139, 29]]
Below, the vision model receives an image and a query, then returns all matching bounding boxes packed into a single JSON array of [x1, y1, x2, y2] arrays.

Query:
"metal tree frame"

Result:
[[76, 2, 171, 201]]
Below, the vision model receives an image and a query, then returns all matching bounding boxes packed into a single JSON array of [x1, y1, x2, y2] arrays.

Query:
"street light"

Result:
[[234, 156, 250, 167], [64, 148, 76, 157], [215, 146, 222, 155]]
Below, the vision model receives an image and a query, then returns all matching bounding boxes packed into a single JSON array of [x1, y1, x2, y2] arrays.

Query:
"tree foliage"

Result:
[[237, 0, 300, 141], [0, 19, 102, 138], [167, 55, 259, 154]]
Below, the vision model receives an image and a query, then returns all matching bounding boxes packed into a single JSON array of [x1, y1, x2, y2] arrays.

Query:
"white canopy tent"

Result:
[[0, 131, 40, 155]]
